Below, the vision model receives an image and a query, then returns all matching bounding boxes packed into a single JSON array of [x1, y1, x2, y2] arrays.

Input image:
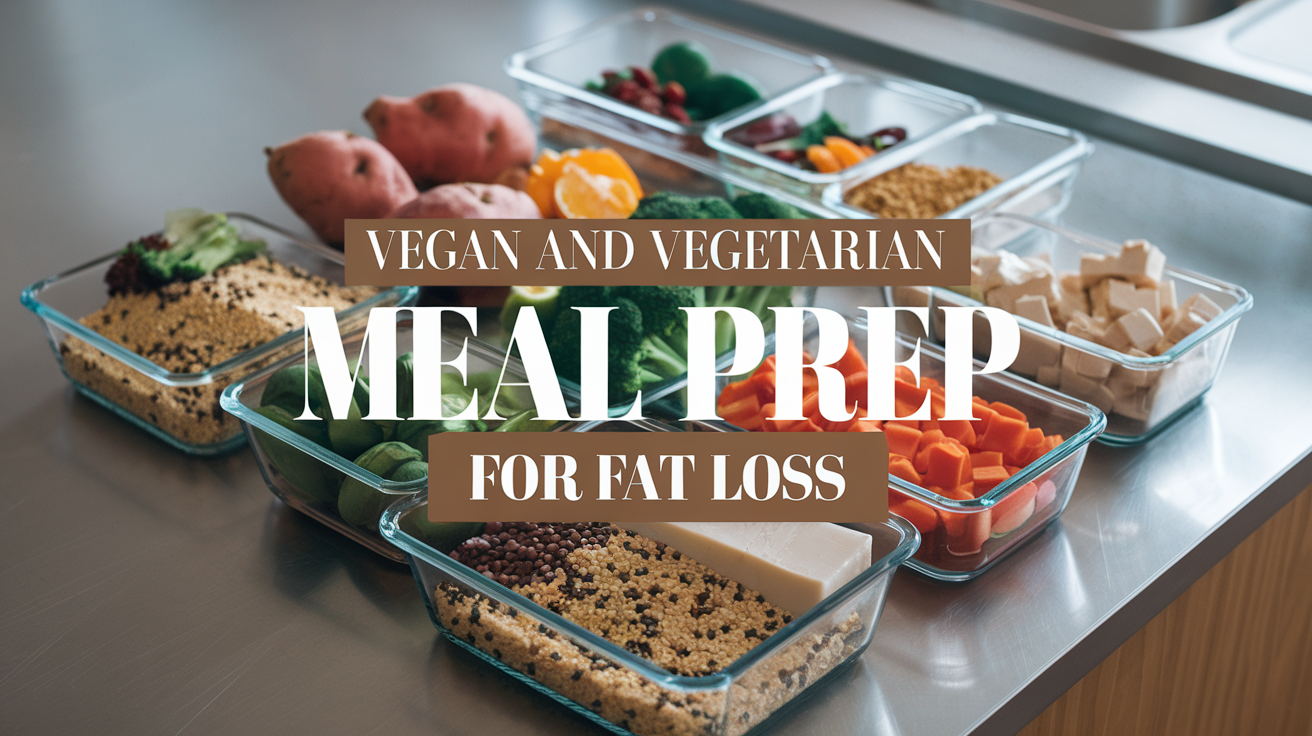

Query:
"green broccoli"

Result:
[[629, 191, 742, 220], [620, 286, 697, 338], [731, 192, 808, 219], [133, 210, 265, 285]]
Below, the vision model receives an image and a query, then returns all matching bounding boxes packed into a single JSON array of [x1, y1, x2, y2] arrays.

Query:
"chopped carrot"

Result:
[[890, 496, 937, 534], [885, 418, 920, 432], [923, 442, 970, 490], [990, 401, 1027, 422], [939, 419, 977, 447], [824, 136, 870, 168], [895, 365, 916, 383], [884, 423, 922, 458], [977, 414, 1028, 456], [972, 465, 1011, 495], [717, 379, 755, 408], [849, 419, 883, 432], [835, 338, 868, 376], [889, 457, 921, 484], [719, 394, 760, 422], [970, 451, 1004, 468], [844, 371, 868, 408]]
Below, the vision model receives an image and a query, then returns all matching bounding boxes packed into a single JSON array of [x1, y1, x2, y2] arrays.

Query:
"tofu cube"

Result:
[[1059, 369, 1116, 413], [1036, 363, 1062, 388], [1105, 308, 1165, 353], [1089, 278, 1112, 320], [1075, 348, 1115, 379], [985, 272, 1053, 314], [1177, 292, 1222, 323], [1164, 309, 1209, 346], [1109, 348, 1160, 388], [1010, 331, 1062, 378], [1014, 294, 1055, 328], [1158, 279, 1177, 323], [1107, 279, 1161, 320], [1116, 240, 1167, 287]]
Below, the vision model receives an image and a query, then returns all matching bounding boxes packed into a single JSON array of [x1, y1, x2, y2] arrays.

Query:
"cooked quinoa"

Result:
[[61, 255, 377, 446], [440, 523, 867, 736]]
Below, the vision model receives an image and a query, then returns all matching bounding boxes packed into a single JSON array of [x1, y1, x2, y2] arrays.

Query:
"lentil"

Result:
[[844, 162, 1003, 219]]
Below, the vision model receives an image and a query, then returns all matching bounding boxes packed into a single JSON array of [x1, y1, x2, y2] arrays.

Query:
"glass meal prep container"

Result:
[[704, 71, 984, 202], [221, 321, 542, 562], [813, 111, 1092, 222], [20, 213, 418, 456], [379, 422, 918, 736], [506, 7, 832, 163], [697, 323, 1104, 581], [891, 213, 1252, 445]]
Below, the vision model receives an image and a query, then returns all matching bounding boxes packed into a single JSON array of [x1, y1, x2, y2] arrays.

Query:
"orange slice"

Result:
[[824, 136, 869, 169], [553, 162, 640, 219], [526, 148, 643, 218]]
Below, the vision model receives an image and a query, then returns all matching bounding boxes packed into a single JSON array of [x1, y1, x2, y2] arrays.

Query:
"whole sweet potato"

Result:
[[266, 131, 417, 245], [364, 84, 536, 189], [389, 183, 541, 219]]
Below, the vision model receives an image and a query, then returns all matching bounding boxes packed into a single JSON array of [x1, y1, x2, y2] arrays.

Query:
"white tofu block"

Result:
[[1036, 363, 1062, 388], [1116, 240, 1167, 287], [1107, 308, 1165, 353], [1107, 279, 1160, 320], [985, 272, 1053, 314], [1011, 331, 1063, 377], [1164, 309, 1209, 345], [1111, 384, 1153, 421], [1177, 292, 1222, 322], [1079, 240, 1166, 288], [1066, 319, 1104, 345], [1089, 278, 1112, 320], [1014, 294, 1055, 328], [1059, 370, 1116, 413], [621, 522, 871, 617], [1109, 348, 1160, 388], [1059, 271, 1083, 295], [1075, 348, 1115, 379], [1158, 279, 1177, 323]]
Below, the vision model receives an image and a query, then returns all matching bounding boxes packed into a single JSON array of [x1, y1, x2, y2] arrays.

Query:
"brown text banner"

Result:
[[345, 218, 968, 287], [428, 430, 888, 523]]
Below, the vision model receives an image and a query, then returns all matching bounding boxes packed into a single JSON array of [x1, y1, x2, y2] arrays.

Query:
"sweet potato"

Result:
[[265, 131, 416, 246], [388, 182, 540, 219], [364, 83, 536, 189]]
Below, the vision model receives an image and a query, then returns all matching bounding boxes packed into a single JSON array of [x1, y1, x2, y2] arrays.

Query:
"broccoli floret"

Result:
[[705, 285, 797, 355], [629, 191, 742, 220], [130, 211, 265, 285], [617, 286, 697, 339], [731, 192, 807, 219]]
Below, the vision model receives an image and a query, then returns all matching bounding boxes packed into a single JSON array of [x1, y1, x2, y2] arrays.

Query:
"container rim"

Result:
[[820, 112, 1095, 221], [958, 212, 1255, 366], [19, 212, 419, 387], [380, 493, 918, 692], [221, 328, 534, 494], [503, 6, 834, 137], [703, 71, 986, 185]]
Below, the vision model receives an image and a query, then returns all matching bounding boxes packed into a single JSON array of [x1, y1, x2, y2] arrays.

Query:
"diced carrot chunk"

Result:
[[990, 401, 1027, 422], [895, 366, 916, 383], [747, 371, 776, 404], [716, 380, 755, 408], [971, 403, 998, 435], [890, 496, 937, 534], [970, 451, 1004, 468], [1022, 427, 1044, 447], [1004, 465, 1022, 476], [802, 373, 819, 395], [731, 413, 763, 431], [718, 394, 760, 421], [885, 419, 920, 432], [895, 378, 928, 408], [844, 371, 868, 408], [972, 465, 1011, 494], [940, 419, 977, 447], [888, 456, 921, 484], [918, 429, 945, 451], [884, 423, 922, 458], [755, 355, 776, 376], [977, 414, 1029, 456], [849, 419, 883, 432], [924, 442, 970, 490], [929, 391, 946, 420]]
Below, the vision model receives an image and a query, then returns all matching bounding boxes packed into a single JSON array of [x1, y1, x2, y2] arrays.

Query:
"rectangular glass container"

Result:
[[704, 71, 984, 201], [221, 321, 542, 562], [379, 426, 918, 736], [506, 7, 832, 162], [822, 112, 1093, 222], [20, 213, 418, 455], [701, 325, 1104, 581], [891, 213, 1253, 444]]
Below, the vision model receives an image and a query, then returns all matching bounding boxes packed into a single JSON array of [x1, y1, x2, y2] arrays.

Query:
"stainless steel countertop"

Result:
[[2, 2, 1311, 736]]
